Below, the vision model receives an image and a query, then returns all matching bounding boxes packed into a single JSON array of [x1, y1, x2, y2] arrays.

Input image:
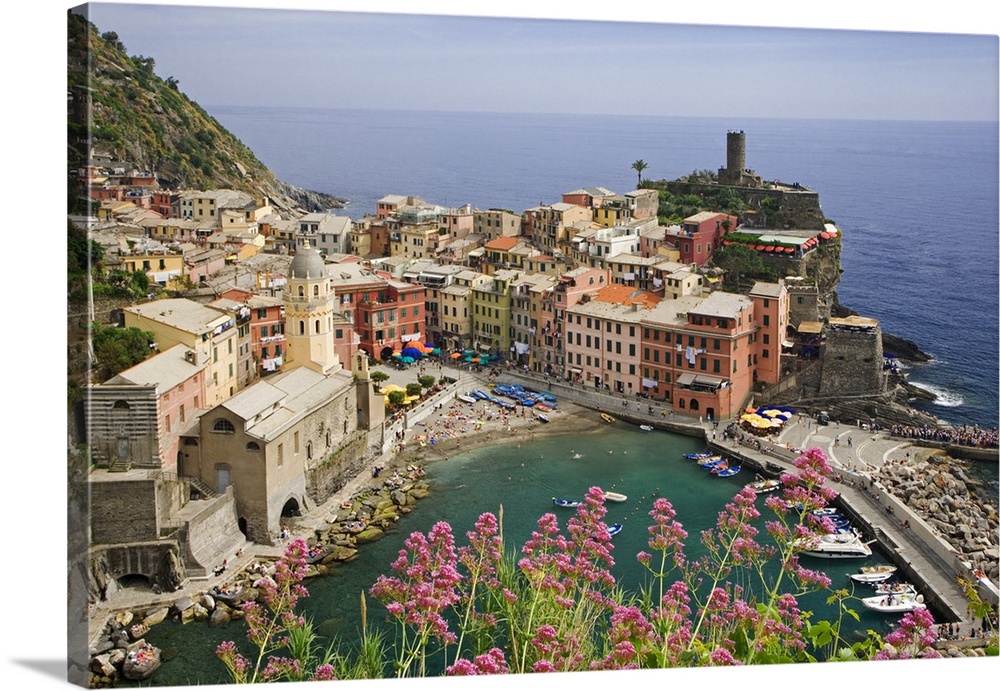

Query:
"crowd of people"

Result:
[[889, 423, 999, 448]]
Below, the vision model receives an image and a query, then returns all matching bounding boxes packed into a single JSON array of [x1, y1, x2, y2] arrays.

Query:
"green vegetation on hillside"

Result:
[[68, 11, 278, 213]]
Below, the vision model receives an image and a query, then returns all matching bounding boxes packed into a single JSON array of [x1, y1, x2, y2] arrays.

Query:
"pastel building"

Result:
[[663, 212, 738, 267], [471, 268, 518, 355], [85, 344, 208, 472], [124, 297, 240, 406]]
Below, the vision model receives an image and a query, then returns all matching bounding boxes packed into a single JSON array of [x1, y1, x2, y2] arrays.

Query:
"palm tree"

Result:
[[631, 159, 649, 186]]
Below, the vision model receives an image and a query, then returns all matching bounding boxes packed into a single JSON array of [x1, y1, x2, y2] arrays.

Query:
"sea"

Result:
[[212, 107, 999, 430], [130, 109, 999, 685]]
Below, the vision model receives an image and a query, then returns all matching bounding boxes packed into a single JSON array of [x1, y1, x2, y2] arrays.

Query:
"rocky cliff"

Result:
[[67, 11, 345, 216]]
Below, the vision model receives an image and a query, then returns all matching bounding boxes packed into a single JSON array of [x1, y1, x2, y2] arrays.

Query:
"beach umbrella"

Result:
[[471, 357, 481, 363], [401, 356, 415, 364], [450, 352, 462, 359], [432, 348, 442, 355], [402, 346, 423, 359]]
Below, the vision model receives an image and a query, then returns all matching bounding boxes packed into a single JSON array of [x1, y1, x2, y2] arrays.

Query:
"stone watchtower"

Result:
[[818, 316, 886, 396], [717, 130, 763, 188], [352, 350, 385, 431], [284, 241, 343, 375]]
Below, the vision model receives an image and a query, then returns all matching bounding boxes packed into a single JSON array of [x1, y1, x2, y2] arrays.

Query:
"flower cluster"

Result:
[[217, 447, 946, 683]]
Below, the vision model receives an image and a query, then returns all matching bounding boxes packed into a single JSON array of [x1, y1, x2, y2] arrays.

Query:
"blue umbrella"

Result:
[[402, 346, 423, 359]]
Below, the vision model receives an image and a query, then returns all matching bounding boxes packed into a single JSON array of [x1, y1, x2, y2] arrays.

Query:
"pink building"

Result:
[[664, 212, 738, 267], [84, 344, 208, 472]]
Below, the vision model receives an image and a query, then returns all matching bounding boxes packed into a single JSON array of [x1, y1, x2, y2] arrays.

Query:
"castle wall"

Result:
[[90, 475, 160, 545]]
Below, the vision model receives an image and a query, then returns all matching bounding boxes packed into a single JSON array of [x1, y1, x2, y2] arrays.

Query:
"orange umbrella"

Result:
[[450, 352, 462, 359]]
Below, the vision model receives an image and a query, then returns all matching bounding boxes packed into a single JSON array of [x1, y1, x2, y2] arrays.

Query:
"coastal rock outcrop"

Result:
[[875, 454, 999, 583]]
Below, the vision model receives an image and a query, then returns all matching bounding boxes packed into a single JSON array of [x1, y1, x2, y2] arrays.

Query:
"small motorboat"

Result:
[[862, 592, 926, 614], [601, 413, 615, 423], [608, 523, 623, 537], [639, 424, 654, 431], [685, 451, 713, 459], [713, 466, 742, 478], [745, 478, 781, 494], [458, 393, 477, 404], [553, 497, 582, 508], [603, 491, 628, 503], [873, 581, 917, 596], [796, 532, 873, 559], [535, 413, 550, 423], [848, 564, 897, 583], [812, 508, 840, 517]]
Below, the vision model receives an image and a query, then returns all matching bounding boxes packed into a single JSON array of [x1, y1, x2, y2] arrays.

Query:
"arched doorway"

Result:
[[380, 346, 393, 361], [281, 497, 301, 518], [117, 573, 154, 591], [238, 517, 248, 537]]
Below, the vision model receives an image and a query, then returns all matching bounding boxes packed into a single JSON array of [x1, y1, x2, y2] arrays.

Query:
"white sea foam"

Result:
[[908, 381, 965, 407]]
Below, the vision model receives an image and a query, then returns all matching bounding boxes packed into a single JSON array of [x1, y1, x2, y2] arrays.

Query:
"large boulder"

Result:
[[141, 607, 169, 628], [354, 526, 385, 544], [121, 642, 161, 681], [209, 607, 231, 627]]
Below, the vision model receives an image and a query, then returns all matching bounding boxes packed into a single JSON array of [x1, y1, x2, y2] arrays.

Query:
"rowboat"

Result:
[[639, 424, 654, 431], [608, 523, 623, 537], [697, 455, 725, 468], [848, 564, 897, 583], [535, 412, 550, 423], [458, 393, 477, 404], [684, 451, 713, 459], [603, 491, 628, 503], [713, 466, 742, 477], [552, 497, 582, 508], [862, 592, 926, 614], [601, 413, 615, 423]]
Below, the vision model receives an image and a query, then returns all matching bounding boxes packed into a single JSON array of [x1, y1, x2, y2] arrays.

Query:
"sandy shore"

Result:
[[392, 397, 609, 467]]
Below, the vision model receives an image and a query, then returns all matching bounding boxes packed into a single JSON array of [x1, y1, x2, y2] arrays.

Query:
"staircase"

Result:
[[107, 457, 131, 473], [186, 476, 217, 499]]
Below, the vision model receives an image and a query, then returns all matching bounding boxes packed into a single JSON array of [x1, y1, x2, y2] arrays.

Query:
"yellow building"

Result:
[[440, 270, 491, 351], [472, 268, 518, 355], [124, 297, 241, 406], [120, 250, 185, 286]]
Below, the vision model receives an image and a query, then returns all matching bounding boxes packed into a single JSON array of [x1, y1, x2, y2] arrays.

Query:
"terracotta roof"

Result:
[[484, 236, 522, 250], [591, 283, 661, 308]]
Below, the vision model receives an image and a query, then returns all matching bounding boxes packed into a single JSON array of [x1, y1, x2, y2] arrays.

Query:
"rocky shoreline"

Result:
[[873, 451, 999, 584]]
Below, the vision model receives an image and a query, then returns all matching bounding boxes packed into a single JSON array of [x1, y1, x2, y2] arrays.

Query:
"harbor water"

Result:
[[134, 426, 914, 686]]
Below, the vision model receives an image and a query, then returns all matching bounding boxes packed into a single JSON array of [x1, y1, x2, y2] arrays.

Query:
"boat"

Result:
[[796, 532, 873, 559], [458, 393, 477, 404], [848, 564, 897, 583], [601, 413, 615, 423], [603, 491, 628, 503], [862, 592, 926, 614], [697, 455, 725, 468], [713, 466, 742, 477], [707, 460, 730, 472], [639, 424, 654, 431], [812, 508, 841, 517], [745, 478, 781, 494], [608, 523, 623, 537], [535, 412, 550, 423], [873, 581, 917, 596], [552, 497, 582, 508], [684, 451, 713, 459]]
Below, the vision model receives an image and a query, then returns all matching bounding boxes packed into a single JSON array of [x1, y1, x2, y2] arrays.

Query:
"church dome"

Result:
[[288, 241, 326, 279]]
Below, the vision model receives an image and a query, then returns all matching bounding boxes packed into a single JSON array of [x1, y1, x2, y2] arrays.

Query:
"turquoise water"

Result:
[[135, 427, 915, 686]]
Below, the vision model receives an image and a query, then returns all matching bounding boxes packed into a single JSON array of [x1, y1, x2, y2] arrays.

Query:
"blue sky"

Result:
[[79, 1, 999, 121]]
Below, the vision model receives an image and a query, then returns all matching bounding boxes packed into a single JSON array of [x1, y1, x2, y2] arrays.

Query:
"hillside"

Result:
[[67, 11, 345, 216]]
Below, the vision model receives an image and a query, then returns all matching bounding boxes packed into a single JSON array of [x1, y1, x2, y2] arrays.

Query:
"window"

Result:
[[246, 441, 260, 451], [278, 443, 284, 467], [212, 418, 235, 433], [763, 315, 770, 326]]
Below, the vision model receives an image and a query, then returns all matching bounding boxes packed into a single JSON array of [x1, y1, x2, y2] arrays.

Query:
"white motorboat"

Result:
[[873, 581, 917, 596], [603, 491, 628, 503], [745, 478, 781, 494], [458, 393, 477, 404], [796, 532, 873, 559], [848, 564, 897, 583], [608, 523, 622, 536], [639, 424, 654, 431], [862, 592, 926, 614]]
